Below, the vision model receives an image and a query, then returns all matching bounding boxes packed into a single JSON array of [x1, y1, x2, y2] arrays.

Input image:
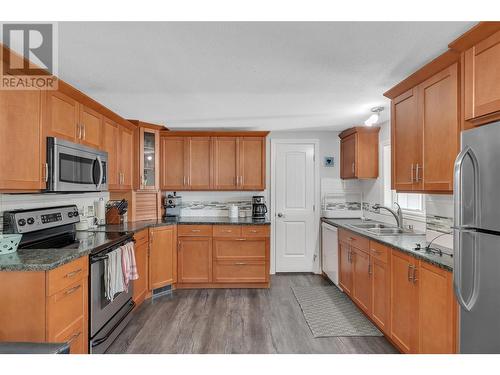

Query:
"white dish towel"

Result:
[[104, 247, 125, 302], [121, 241, 139, 292]]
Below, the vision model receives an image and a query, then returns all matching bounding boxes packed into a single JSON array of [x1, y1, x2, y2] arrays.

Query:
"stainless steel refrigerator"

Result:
[[454, 121, 500, 353]]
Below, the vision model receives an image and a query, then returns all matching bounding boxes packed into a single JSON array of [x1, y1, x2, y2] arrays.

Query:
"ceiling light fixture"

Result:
[[364, 106, 384, 127]]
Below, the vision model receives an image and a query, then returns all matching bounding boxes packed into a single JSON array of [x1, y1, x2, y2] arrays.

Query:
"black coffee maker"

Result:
[[252, 196, 268, 219]]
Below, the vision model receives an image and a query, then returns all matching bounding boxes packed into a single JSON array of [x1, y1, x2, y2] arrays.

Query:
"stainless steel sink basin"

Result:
[[346, 222, 422, 237]]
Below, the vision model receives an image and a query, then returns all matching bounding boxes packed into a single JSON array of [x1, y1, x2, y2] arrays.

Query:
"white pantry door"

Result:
[[274, 143, 316, 272]]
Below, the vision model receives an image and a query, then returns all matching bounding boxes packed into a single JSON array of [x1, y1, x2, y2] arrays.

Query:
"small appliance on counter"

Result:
[[163, 192, 182, 218], [106, 199, 128, 224], [252, 196, 268, 219]]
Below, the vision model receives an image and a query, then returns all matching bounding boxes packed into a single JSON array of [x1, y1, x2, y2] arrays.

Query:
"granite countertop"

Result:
[[0, 231, 128, 272], [0, 216, 270, 272], [321, 218, 453, 271], [88, 216, 271, 233]]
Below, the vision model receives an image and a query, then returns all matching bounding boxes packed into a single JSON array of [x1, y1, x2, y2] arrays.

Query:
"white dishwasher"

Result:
[[321, 222, 340, 288]]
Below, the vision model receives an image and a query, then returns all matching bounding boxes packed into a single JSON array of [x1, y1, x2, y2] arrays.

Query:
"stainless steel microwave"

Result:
[[46, 137, 108, 192]]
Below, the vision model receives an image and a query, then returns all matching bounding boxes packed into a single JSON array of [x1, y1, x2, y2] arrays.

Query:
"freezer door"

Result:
[[459, 231, 500, 353], [461, 122, 500, 232]]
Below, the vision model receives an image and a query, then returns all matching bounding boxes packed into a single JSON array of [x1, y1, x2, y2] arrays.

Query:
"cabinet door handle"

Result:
[[415, 164, 422, 182], [412, 266, 418, 284], [249, 230, 257, 233], [240, 176, 244, 186], [44, 162, 49, 182], [191, 229, 201, 232], [410, 163, 414, 182], [407, 264, 413, 282], [351, 162, 355, 174], [64, 284, 81, 296], [235, 262, 247, 265], [64, 268, 82, 278], [368, 261, 372, 275]]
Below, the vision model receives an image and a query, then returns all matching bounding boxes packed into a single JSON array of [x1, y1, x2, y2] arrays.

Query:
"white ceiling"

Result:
[[58, 22, 475, 131]]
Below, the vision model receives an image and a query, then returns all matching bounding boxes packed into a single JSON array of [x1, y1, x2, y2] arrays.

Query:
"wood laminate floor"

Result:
[[106, 274, 398, 354]]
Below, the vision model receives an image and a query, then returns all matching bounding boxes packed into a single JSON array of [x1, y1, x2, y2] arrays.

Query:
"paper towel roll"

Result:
[[95, 198, 106, 226]]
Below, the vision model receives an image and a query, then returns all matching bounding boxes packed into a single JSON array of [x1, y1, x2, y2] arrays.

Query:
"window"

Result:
[[382, 144, 424, 215]]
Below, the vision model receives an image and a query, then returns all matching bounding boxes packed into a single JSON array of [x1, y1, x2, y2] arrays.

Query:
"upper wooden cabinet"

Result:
[[161, 133, 267, 192], [0, 89, 44, 191], [462, 29, 500, 127], [44, 90, 102, 149], [339, 127, 380, 180], [102, 117, 134, 191], [391, 64, 459, 193]]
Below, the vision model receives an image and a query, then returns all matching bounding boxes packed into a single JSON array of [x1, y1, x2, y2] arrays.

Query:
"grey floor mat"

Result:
[[291, 285, 383, 338]]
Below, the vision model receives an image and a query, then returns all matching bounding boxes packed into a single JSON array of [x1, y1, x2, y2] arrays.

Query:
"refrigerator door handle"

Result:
[[453, 228, 480, 312], [454, 145, 480, 229]]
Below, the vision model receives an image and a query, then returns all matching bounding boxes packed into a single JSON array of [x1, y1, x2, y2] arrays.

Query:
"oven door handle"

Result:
[[91, 300, 135, 348], [90, 254, 109, 263], [94, 156, 104, 190]]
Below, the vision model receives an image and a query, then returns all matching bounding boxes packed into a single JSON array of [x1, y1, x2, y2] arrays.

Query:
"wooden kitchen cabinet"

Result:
[[0, 89, 44, 191], [462, 29, 500, 127], [390, 249, 419, 353], [102, 118, 134, 191], [391, 88, 422, 191], [352, 246, 372, 315], [338, 239, 353, 296], [238, 137, 266, 190], [132, 229, 149, 307], [339, 127, 380, 180], [418, 63, 459, 192], [160, 136, 187, 190], [177, 236, 213, 283], [212, 137, 239, 190], [44, 90, 80, 143], [160, 135, 213, 191], [186, 137, 212, 190], [391, 64, 459, 193], [418, 261, 457, 354], [149, 225, 177, 290], [44, 90, 102, 150], [137, 126, 160, 191], [370, 241, 391, 335], [0, 257, 89, 354]]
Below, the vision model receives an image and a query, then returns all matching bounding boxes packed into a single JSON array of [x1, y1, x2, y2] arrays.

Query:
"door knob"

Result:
[[277, 213, 284, 217]]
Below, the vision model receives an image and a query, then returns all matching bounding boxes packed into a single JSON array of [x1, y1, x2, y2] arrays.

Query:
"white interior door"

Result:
[[274, 143, 316, 272]]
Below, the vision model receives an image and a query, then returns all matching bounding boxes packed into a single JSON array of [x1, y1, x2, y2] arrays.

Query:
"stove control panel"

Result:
[[3, 205, 80, 234]]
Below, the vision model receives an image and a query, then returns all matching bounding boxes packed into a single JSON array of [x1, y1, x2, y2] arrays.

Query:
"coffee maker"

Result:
[[163, 192, 182, 218], [252, 196, 268, 219]]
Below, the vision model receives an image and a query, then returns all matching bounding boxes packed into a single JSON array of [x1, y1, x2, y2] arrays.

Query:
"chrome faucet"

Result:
[[372, 202, 404, 230]]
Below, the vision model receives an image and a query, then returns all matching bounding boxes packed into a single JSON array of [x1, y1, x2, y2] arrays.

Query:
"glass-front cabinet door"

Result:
[[140, 128, 159, 190]]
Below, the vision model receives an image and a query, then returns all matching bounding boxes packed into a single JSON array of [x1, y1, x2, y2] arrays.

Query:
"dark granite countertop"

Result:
[[0, 217, 270, 272], [88, 216, 271, 233], [321, 218, 453, 271], [0, 231, 128, 272]]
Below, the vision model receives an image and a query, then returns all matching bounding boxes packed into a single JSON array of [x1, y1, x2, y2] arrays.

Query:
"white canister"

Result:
[[229, 205, 239, 218], [95, 198, 106, 226]]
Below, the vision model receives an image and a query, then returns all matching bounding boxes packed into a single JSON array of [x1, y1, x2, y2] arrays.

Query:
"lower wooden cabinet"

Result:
[[390, 249, 419, 353], [0, 257, 89, 354], [352, 246, 372, 314], [178, 236, 213, 283], [149, 225, 177, 290], [370, 241, 391, 335], [132, 229, 149, 307], [339, 240, 353, 295], [337, 228, 457, 354]]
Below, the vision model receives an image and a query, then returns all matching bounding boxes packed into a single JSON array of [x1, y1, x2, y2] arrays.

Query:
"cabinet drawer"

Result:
[[46, 278, 86, 340], [178, 225, 212, 237], [134, 229, 149, 245], [370, 241, 389, 263], [214, 238, 266, 260], [49, 316, 86, 354], [241, 225, 269, 237], [338, 229, 369, 251], [213, 260, 267, 283], [47, 257, 88, 296], [213, 225, 241, 237]]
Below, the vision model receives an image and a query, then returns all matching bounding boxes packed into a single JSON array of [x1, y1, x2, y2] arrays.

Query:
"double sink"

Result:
[[346, 222, 421, 237]]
